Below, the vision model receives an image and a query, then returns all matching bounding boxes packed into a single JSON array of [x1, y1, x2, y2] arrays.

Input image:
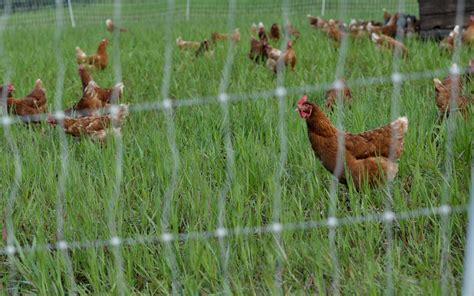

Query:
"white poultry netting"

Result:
[[0, 0, 472, 294]]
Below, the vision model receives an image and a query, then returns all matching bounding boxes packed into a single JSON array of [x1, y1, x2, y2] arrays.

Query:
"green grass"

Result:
[[0, 1, 472, 294]]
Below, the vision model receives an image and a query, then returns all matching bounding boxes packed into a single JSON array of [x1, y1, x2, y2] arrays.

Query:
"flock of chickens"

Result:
[[0, 13, 473, 190]]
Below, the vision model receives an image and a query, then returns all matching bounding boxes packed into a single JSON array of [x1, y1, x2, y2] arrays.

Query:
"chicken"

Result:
[[5, 79, 47, 123], [106, 19, 127, 32], [324, 20, 345, 45], [76, 38, 109, 70], [285, 22, 300, 40], [348, 19, 367, 37], [307, 15, 326, 29], [367, 13, 399, 37], [325, 80, 353, 111], [383, 8, 391, 24], [270, 23, 280, 41], [65, 81, 102, 117], [195, 39, 213, 58], [265, 41, 296, 73], [248, 37, 268, 63], [382, 13, 400, 37], [76, 65, 124, 104], [250, 23, 258, 34], [258, 22, 268, 42], [403, 15, 418, 37], [211, 28, 240, 42], [296, 95, 408, 189], [462, 15, 474, 44], [371, 32, 408, 58], [176, 36, 201, 50], [439, 26, 460, 52], [465, 59, 474, 80], [47, 104, 129, 144], [433, 74, 473, 119], [65, 66, 124, 117]]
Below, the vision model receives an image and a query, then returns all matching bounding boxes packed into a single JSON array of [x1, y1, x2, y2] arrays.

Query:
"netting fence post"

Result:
[[67, 0, 76, 28], [462, 159, 474, 296], [321, 0, 326, 16]]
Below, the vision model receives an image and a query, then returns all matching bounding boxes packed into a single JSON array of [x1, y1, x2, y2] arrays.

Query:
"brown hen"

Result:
[[371, 33, 408, 58], [211, 29, 240, 42], [76, 38, 109, 70], [48, 104, 129, 143], [433, 74, 473, 119], [270, 23, 280, 41], [5, 79, 47, 123], [296, 96, 408, 190], [176, 36, 201, 50], [266, 41, 296, 73]]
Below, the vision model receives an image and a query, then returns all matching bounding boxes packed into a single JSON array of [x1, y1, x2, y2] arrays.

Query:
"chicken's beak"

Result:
[[294, 107, 300, 112]]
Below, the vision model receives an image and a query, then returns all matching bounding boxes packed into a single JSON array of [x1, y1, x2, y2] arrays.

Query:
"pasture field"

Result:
[[0, 1, 472, 294]]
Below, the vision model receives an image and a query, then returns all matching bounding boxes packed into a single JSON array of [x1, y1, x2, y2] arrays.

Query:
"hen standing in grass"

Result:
[[296, 95, 408, 190], [258, 22, 268, 42], [176, 36, 201, 50], [48, 104, 129, 144], [76, 38, 109, 70], [211, 28, 241, 42], [371, 32, 408, 58], [433, 71, 473, 119], [439, 26, 460, 52], [65, 66, 124, 117], [4, 79, 47, 123], [106, 19, 127, 32], [266, 41, 296, 73], [195, 39, 213, 58], [77, 65, 123, 105], [270, 23, 280, 41], [248, 36, 268, 63]]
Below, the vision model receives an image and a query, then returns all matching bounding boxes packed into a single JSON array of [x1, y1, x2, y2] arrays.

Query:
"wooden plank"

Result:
[[419, 0, 474, 31], [420, 11, 474, 30]]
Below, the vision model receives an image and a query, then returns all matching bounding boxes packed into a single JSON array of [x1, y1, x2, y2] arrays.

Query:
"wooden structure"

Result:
[[419, 0, 474, 40]]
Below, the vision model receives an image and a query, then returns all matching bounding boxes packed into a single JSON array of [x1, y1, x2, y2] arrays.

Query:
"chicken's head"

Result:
[[295, 95, 313, 119], [106, 19, 113, 29], [6, 83, 14, 96], [99, 38, 109, 48], [0, 83, 14, 98]]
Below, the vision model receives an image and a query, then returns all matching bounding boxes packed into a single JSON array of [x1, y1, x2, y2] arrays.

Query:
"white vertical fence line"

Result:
[[216, 0, 238, 293], [186, 0, 190, 21], [440, 0, 465, 293], [159, 0, 182, 294], [384, 0, 406, 294], [108, 0, 127, 294], [53, 0, 77, 293], [321, 0, 326, 16], [67, 0, 76, 28], [462, 152, 474, 296], [327, 0, 351, 293], [0, 0, 20, 293], [272, 0, 291, 292]]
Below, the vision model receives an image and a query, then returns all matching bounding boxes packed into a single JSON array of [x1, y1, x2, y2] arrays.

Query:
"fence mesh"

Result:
[[0, 0, 472, 294]]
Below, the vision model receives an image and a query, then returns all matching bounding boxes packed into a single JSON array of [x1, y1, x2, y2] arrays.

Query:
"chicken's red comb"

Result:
[[7, 83, 14, 92], [297, 95, 308, 106]]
